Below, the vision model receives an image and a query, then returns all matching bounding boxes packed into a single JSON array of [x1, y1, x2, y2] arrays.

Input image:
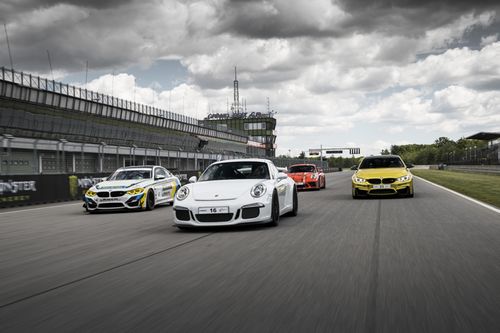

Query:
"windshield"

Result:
[[109, 169, 152, 180], [199, 162, 270, 181], [289, 165, 316, 173], [359, 157, 404, 169]]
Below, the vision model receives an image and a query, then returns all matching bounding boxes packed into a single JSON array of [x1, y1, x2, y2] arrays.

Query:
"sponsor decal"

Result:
[[0, 180, 37, 195]]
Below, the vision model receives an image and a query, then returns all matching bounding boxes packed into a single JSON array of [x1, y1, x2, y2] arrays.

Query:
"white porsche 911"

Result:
[[83, 165, 181, 212], [173, 159, 298, 228]]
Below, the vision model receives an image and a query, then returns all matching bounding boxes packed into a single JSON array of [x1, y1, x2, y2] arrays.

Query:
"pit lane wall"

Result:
[[0, 171, 200, 208]]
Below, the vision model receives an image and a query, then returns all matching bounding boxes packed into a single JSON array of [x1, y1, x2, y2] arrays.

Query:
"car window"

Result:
[[155, 167, 167, 179], [289, 165, 316, 173], [109, 169, 151, 180], [359, 157, 404, 169], [199, 162, 270, 181]]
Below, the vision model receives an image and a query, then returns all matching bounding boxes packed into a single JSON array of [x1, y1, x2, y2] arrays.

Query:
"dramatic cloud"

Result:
[[1, 0, 500, 155]]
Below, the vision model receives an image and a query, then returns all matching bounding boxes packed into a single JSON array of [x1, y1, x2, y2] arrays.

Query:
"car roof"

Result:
[[289, 164, 316, 167], [117, 165, 162, 170], [363, 155, 402, 159], [213, 158, 272, 164]]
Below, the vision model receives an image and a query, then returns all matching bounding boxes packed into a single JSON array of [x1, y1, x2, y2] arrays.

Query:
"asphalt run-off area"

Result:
[[1, 172, 499, 332]]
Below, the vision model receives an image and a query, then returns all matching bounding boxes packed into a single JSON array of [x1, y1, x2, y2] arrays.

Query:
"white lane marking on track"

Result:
[[414, 176, 500, 214], [0, 202, 82, 215]]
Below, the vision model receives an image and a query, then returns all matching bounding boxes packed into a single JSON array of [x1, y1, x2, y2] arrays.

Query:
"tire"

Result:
[[352, 188, 360, 199], [287, 187, 298, 216], [146, 190, 155, 211], [321, 177, 326, 189], [177, 226, 190, 230], [269, 191, 280, 226], [407, 185, 414, 198]]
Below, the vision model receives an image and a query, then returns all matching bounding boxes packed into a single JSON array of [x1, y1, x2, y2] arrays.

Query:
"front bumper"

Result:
[[83, 193, 146, 211], [173, 197, 273, 227], [352, 180, 413, 196], [290, 177, 319, 190]]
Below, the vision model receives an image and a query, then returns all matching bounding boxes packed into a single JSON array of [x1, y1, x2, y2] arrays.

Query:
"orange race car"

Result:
[[288, 164, 325, 190]]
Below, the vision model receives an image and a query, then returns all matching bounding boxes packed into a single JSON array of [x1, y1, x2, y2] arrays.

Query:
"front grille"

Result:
[[382, 178, 396, 184], [367, 179, 381, 184], [111, 191, 126, 197], [242, 207, 260, 219], [195, 213, 233, 222], [98, 202, 124, 208], [175, 210, 190, 221], [97, 192, 110, 198], [370, 189, 396, 194]]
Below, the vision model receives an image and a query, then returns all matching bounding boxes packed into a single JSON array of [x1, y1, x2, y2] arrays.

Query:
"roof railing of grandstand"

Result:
[[0, 67, 248, 140]]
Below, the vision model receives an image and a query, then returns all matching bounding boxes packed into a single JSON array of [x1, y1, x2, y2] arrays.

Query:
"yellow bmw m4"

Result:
[[352, 155, 414, 198]]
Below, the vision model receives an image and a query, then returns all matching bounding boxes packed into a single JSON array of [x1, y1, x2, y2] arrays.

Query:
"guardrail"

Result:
[[430, 164, 500, 175]]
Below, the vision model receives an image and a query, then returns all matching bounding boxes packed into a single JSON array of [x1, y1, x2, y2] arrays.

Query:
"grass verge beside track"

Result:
[[412, 169, 500, 208]]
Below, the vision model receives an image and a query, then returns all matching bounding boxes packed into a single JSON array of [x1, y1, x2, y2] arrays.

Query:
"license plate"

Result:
[[198, 207, 229, 214], [373, 184, 391, 189], [96, 198, 118, 202]]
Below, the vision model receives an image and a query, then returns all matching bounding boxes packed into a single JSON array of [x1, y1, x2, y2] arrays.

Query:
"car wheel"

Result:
[[287, 186, 298, 216], [321, 178, 326, 189], [146, 190, 155, 210], [407, 185, 414, 198], [269, 191, 280, 226], [352, 188, 360, 199]]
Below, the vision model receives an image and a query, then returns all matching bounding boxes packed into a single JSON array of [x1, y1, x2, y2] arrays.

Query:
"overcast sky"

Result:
[[2, 0, 500, 156]]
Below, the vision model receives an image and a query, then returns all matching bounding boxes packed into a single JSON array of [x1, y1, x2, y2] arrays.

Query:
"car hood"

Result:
[[356, 168, 409, 179], [191, 179, 265, 201], [94, 179, 150, 190]]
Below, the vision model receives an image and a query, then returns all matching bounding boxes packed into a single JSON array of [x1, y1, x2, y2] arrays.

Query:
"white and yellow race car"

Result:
[[83, 165, 181, 212]]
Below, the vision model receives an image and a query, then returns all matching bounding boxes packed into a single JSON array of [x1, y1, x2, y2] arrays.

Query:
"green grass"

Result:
[[412, 169, 500, 208]]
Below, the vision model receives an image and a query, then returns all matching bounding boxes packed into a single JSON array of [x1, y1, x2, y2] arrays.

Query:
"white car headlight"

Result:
[[176, 186, 190, 200], [251, 183, 267, 198], [352, 176, 366, 183], [311, 173, 318, 179], [397, 174, 412, 182]]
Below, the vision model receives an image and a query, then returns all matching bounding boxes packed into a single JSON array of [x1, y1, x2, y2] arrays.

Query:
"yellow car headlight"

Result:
[[397, 175, 412, 182], [86, 190, 96, 196], [127, 188, 144, 195], [352, 177, 366, 183]]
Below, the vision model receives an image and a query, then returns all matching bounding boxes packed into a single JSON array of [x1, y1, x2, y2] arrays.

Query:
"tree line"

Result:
[[386, 137, 487, 165], [280, 136, 490, 167]]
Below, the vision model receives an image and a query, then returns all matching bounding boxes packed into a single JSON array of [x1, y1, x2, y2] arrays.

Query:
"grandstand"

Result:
[[0, 67, 264, 175]]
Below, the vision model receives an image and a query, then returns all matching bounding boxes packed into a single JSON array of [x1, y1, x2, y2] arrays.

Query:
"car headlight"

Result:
[[397, 175, 412, 182], [352, 177, 366, 183], [176, 186, 190, 200], [86, 189, 96, 196], [311, 173, 318, 179], [127, 188, 144, 195], [251, 183, 267, 198]]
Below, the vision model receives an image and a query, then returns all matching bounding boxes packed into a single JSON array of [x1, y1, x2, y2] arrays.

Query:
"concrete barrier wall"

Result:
[[0, 171, 201, 208]]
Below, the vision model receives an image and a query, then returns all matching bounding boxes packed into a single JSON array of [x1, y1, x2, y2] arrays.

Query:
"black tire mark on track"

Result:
[[0, 232, 213, 310]]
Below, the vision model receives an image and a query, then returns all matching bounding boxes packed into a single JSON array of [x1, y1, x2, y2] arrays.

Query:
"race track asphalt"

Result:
[[0, 172, 499, 332]]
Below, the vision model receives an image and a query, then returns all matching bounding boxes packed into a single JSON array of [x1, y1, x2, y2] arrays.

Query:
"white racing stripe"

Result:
[[0, 202, 82, 215], [414, 176, 500, 215]]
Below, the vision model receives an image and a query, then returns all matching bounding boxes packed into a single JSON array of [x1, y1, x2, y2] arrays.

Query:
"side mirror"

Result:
[[155, 174, 166, 180], [277, 172, 288, 181], [189, 176, 197, 183], [406, 163, 414, 168]]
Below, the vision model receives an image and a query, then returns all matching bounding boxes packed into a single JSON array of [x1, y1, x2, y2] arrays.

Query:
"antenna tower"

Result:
[[232, 66, 240, 114]]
